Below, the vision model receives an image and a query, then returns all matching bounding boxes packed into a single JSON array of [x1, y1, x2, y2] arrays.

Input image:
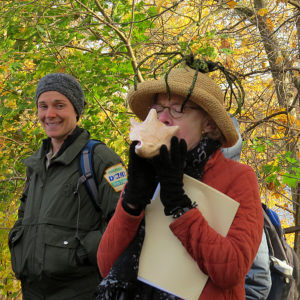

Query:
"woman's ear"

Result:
[[201, 117, 216, 134]]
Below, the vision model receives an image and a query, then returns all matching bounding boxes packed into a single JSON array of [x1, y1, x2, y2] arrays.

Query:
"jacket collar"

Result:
[[41, 126, 84, 157], [24, 128, 90, 172], [203, 149, 224, 173]]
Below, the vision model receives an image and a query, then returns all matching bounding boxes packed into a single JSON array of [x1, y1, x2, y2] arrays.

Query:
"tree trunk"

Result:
[[235, 0, 300, 253]]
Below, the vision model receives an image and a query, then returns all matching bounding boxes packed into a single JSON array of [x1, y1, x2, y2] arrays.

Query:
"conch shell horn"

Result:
[[129, 109, 179, 158]]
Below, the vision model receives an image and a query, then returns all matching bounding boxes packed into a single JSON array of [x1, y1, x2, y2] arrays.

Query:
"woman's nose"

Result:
[[45, 107, 56, 118], [158, 108, 173, 125]]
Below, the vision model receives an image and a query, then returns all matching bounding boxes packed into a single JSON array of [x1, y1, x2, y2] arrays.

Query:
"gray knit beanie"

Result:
[[35, 73, 85, 117]]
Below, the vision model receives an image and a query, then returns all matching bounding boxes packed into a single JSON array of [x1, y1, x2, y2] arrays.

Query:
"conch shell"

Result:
[[129, 109, 179, 158]]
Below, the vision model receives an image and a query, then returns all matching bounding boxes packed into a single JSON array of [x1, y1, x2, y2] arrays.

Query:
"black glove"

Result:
[[123, 141, 157, 214], [152, 136, 192, 216]]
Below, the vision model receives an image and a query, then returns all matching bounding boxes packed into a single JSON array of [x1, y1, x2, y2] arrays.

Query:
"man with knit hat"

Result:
[[9, 73, 127, 299], [96, 65, 264, 299]]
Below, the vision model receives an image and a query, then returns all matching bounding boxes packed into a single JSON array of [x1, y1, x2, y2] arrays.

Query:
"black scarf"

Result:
[[184, 137, 221, 180]]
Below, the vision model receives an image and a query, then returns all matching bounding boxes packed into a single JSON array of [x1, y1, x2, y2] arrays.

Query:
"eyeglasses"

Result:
[[151, 104, 202, 119]]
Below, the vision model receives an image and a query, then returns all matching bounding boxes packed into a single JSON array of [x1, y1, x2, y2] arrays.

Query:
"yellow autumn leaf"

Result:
[[285, 114, 300, 128], [23, 59, 36, 71], [225, 57, 233, 68], [291, 41, 296, 48], [258, 8, 268, 16], [276, 56, 284, 64], [266, 18, 275, 31], [4, 99, 17, 109], [241, 38, 249, 47], [271, 191, 282, 199], [110, 135, 127, 155], [227, 1, 237, 9], [97, 112, 107, 123], [156, 0, 165, 14], [221, 38, 231, 49]]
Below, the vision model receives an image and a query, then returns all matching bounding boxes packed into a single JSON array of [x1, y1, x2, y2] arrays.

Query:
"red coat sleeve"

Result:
[[97, 197, 144, 277], [169, 164, 263, 289]]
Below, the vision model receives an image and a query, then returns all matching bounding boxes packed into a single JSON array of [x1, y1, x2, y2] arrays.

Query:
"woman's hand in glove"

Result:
[[152, 136, 192, 216], [122, 141, 157, 215]]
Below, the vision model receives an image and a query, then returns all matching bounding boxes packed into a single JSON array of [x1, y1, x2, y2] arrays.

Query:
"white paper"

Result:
[[138, 174, 240, 300]]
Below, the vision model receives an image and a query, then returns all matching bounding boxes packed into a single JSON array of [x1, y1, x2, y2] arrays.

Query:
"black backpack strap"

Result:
[[262, 204, 295, 300], [78, 139, 103, 210], [262, 204, 289, 262]]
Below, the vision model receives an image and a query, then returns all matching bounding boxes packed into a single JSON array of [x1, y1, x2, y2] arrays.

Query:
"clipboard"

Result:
[[138, 174, 240, 300]]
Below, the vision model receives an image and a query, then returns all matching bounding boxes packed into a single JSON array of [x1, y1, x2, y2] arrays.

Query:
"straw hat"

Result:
[[127, 67, 238, 148]]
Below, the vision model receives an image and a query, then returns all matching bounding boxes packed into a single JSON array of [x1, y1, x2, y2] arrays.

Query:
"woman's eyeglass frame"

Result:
[[151, 103, 202, 119]]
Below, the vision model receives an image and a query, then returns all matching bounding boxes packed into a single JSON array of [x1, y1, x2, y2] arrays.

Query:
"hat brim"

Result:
[[127, 75, 238, 148]]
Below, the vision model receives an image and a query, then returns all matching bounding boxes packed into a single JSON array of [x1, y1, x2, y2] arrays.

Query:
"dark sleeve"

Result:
[[245, 230, 271, 299], [8, 169, 31, 247]]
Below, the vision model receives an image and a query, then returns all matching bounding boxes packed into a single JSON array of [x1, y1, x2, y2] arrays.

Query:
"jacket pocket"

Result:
[[43, 235, 81, 277], [9, 227, 24, 279]]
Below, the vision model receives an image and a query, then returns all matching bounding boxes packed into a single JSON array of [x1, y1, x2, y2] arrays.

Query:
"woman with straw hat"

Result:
[[96, 65, 264, 299]]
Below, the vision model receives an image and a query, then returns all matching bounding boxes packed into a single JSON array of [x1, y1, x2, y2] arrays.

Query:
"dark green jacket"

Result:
[[9, 128, 126, 299]]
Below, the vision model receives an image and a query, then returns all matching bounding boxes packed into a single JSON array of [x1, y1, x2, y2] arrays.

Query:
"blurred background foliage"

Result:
[[0, 0, 299, 298]]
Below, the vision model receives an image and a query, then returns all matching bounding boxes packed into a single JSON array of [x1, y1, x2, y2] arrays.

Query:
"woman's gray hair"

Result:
[[206, 126, 225, 144], [196, 105, 226, 145]]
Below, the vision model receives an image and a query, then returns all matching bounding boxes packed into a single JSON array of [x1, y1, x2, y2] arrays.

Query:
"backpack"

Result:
[[263, 204, 300, 300], [78, 139, 104, 210]]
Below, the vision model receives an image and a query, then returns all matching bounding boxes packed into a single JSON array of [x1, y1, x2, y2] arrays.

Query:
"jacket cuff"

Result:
[[121, 200, 143, 216]]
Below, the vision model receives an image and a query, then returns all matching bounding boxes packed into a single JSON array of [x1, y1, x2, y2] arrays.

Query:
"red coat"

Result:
[[97, 149, 264, 300]]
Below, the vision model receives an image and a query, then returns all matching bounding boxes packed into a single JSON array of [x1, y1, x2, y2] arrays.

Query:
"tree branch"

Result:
[[284, 225, 300, 234], [288, 0, 300, 9], [92, 0, 143, 82], [242, 92, 299, 134], [275, 203, 295, 215]]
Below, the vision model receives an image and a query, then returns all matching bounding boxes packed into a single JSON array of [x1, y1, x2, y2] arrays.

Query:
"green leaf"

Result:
[[262, 164, 272, 174], [220, 48, 235, 55], [282, 173, 299, 188], [36, 24, 45, 33], [147, 7, 157, 17]]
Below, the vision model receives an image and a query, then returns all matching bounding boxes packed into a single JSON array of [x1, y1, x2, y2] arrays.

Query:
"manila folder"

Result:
[[138, 174, 240, 300]]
